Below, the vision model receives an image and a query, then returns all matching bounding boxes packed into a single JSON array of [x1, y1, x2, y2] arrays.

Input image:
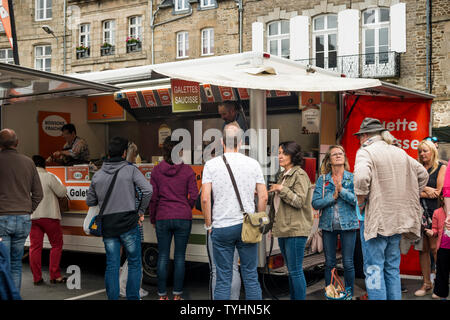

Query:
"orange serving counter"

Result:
[[47, 164, 204, 217]]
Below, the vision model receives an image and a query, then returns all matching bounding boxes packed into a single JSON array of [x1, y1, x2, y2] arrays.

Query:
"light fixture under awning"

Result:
[[0, 63, 119, 105]]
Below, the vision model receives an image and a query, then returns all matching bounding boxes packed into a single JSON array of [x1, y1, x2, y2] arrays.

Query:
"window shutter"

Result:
[[390, 3, 406, 53], [337, 9, 359, 57], [252, 22, 264, 52], [289, 16, 309, 61]]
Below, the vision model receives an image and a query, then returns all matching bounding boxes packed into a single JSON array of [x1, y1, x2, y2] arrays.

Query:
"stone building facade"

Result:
[[0, 0, 448, 128]]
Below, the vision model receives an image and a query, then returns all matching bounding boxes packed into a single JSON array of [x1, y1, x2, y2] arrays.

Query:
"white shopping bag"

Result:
[[83, 206, 100, 235]]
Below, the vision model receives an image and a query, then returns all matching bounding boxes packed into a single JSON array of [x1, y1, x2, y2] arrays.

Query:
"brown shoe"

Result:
[[414, 284, 433, 297]]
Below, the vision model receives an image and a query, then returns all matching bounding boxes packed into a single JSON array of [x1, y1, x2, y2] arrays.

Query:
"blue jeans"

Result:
[[278, 236, 307, 300], [322, 229, 357, 295], [211, 223, 261, 300], [0, 215, 32, 291], [360, 222, 402, 300], [156, 219, 192, 296], [207, 232, 241, 300], [103, 225, 142, 300]]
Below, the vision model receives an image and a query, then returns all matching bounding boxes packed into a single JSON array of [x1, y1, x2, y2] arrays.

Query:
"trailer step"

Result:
[[270, 252, 342, 275]]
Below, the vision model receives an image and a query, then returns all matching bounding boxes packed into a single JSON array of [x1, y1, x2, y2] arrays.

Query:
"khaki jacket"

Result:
[[354, 136, 429, 241], [31, 168, 67, 220], [270, 166, 314, 238]]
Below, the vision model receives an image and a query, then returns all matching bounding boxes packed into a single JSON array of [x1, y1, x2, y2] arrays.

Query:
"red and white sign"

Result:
[[38, 111, 70, 159], [126, 91, 141, 108], [341, 95, 432, 170], [202, 84, 215, 103], [136, 164, 155, 181], [218, 86, 235, 101], [142, 90, 157, 107], [157, 88, 171, 106], [66, 166, 90, 183]]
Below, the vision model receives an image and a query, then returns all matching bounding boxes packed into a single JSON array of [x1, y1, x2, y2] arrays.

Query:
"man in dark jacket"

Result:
[[86, 136, 152, 300], [0, 129, 43, 292]]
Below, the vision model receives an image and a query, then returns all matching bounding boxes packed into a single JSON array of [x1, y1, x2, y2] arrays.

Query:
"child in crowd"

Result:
[[427, 196, 450, 300]]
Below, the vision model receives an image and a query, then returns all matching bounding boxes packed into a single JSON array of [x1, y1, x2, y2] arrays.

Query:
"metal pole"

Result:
[[249, 89, 267, 169], [249, 88, 268, 269]]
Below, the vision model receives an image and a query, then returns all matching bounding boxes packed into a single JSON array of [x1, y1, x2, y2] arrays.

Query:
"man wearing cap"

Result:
[[353, 117, 429, 300]]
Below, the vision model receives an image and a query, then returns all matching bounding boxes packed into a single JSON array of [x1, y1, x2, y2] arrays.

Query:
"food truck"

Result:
[[0, 52, 434, 284]]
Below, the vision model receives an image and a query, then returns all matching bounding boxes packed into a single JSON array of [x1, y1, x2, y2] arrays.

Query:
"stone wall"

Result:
[[1, 0, 448, 127]]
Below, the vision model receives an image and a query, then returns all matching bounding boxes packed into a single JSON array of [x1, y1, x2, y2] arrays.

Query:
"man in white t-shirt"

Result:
[[201, 122, 268, 300]]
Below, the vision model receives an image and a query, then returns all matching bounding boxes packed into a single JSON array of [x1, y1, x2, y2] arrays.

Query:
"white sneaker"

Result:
[[140, 288, 149, 298]]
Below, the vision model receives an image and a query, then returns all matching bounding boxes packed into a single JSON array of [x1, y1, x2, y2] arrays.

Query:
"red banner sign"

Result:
[[218, 86, 234, 101], [237, 88, 249, 100], [341, 95, 431, 171], [0, 0, 13, 49], [157, 88, 171, 106], [142, 90, 157, 107], [126, 91, 141, 108]]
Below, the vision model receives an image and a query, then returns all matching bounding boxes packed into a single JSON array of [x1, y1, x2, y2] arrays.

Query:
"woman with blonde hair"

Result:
[[415, 139, 447, 296], [312, 145, 359, 297]]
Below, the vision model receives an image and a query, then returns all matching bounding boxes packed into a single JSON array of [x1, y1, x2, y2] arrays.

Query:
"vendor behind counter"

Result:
[[46, 123, 90, 166]]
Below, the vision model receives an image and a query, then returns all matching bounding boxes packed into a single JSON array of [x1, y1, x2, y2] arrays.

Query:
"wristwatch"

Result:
[[204, 224, 212, 231]]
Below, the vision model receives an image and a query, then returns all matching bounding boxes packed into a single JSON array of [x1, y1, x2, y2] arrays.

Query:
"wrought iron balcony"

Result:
[[296, 51, 400, 79]]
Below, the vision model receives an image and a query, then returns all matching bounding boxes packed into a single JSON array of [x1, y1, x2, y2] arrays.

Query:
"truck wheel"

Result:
[[142, 244, 173, 286]]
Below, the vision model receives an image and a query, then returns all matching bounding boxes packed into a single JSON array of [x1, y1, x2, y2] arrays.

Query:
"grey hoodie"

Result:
[[86, 160, 152, 216]]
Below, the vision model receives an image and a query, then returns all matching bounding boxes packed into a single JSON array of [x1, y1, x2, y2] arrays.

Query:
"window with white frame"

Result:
[[35, 0, 52, 21], [79, 24, 90, 47], [103, 20, 115, 45], [129, 16, 142, 40], [0, 49, 13, 64], [200, 0, 215, 8], [175, 0, 188, 12], [313, 14, 337, 69], [267, 20, 289, 58], [177, 31, 189, 58], [201, 28, 214, 56], [362, 8, 390, 65], [35, 45, 51, 72]]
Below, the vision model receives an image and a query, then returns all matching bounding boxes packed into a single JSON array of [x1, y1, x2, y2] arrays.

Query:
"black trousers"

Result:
[[433, 247, 450, 298]]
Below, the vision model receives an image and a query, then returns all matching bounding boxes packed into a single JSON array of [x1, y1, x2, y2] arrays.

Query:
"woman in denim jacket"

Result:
[[312, 145, 359, 295]]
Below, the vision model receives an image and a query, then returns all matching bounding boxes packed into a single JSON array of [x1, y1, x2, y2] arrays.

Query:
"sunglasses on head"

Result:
[[425, 136, 438, 143]]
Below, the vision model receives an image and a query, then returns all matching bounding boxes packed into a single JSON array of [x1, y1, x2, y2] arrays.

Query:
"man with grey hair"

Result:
[[353, 118, 429, 300], [201, 122, 268, 300], [0, 129, 43, 291]]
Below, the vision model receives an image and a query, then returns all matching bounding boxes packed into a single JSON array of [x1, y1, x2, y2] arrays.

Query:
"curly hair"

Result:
[[279, 141, 303, 167]]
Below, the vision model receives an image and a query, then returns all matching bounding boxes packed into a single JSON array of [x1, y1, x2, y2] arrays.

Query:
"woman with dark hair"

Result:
[[149, 136, 199, 300], [267, 141, 314, 300], [312, 145, 359, 297]]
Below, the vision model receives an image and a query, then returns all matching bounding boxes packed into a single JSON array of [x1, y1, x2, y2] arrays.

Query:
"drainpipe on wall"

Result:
[[238, 0, 243, 53], [63, 0, 67, 74], [151, 2, 193, 64], [425, 0, 432, 93]]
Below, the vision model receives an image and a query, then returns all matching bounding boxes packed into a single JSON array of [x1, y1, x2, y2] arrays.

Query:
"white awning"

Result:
[[151, 51, 382, 92]]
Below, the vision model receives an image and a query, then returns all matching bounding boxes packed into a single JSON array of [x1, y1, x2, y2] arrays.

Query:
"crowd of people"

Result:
[[0, 114, 449, 301]]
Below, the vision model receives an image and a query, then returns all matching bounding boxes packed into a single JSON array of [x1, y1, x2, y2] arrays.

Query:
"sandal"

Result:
[[50, 277, 67, 284], [414, 283, 433, 297]]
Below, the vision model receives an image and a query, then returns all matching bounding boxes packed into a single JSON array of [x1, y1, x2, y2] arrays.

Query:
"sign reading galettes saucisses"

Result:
[[171, 79, 201, 113]]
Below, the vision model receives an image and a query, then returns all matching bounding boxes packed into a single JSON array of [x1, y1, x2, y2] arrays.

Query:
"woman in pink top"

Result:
[[428, 196, 450, 300]]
